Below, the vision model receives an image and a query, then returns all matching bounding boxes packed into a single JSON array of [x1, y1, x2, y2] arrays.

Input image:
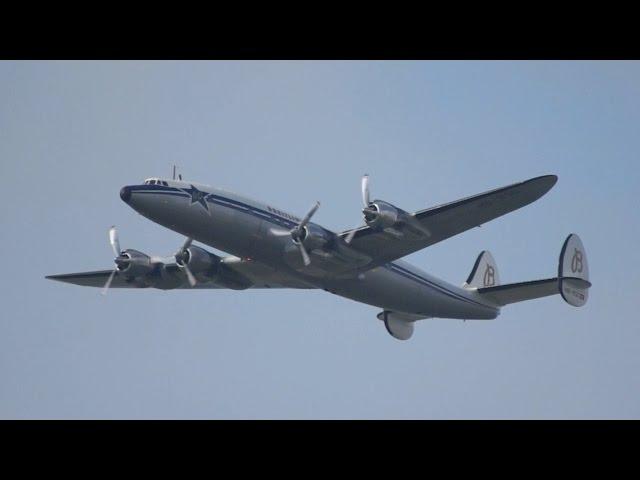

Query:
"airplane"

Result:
[[46, 173, 591, 340]]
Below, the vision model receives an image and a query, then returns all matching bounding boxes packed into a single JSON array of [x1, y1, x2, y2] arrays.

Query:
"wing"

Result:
[[46, 270, 143, 288], [46, 257, 315, 290], [340, 175, 557, 267]]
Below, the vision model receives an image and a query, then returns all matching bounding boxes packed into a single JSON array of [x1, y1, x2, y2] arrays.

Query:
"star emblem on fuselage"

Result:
[[180, 184, 210, 213]]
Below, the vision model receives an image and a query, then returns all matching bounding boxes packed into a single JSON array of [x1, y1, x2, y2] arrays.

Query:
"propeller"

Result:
[[269, 201, 320, 266], [344, 174, 431, 244], [101, 226, 123, 296], [344, 174, 372, 244], [362, 174, 371, 208], [109, 225, 121, 257], [174, 237, 197, 287], [101, 269, 117, 296], [101, 226, 198, 294], [360, 173, 380, 223]]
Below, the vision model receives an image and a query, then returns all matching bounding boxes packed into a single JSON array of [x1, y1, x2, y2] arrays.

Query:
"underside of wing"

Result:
[[219, 256, 315, 289], [340, 175, 558, 267], [45, 269, 232, 289], [46, 257, 315, 290], [46, 270, 143, 288]]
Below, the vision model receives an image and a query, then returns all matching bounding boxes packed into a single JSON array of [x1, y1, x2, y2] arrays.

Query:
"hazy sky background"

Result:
[[1, 61, 639, 419]]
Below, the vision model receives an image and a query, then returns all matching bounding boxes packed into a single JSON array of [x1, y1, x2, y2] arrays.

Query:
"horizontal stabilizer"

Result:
[[478, 276, 590, 306], [475, 233, 591, 307]]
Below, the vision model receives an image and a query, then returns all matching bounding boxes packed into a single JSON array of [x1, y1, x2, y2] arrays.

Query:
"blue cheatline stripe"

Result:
[[135, 190, 190, 198], [131, 186, 299, 229], [387, 263, 496, 310], [208, 197, 293, 227], [390, 263, 492, 308]]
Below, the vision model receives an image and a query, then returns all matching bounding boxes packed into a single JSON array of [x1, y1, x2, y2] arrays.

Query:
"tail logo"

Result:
[[483, 265, 496, 286], [571, 249, 583, 273]]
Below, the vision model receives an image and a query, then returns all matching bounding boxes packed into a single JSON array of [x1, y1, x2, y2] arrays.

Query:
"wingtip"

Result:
[[524, 174, 558, 194], [545, 174, 558, 190], [529, 174, 557, 183]]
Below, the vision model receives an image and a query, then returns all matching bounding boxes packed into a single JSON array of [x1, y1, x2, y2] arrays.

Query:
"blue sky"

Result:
[[1, 61, 639, 418]]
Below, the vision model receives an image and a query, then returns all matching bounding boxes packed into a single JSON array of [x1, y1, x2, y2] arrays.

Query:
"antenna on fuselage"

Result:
[[172, 165, 183, 181]]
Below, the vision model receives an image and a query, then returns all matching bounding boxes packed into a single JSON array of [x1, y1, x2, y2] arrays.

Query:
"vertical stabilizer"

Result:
[[464, 250, 500, 289], [558, 233, 589, 307]]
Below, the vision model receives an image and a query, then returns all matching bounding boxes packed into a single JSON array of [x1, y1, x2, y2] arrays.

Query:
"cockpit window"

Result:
[[144, 178, 167, 186]]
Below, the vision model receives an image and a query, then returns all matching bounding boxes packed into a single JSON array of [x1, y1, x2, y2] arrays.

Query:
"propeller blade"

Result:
[[181, 237, 193, 251], [109, 226, 121, 257], [175, 237, 197, 286], [183, 264, 197, 287], [269, 228, 293, 237], [100, 269, 117, 296], [344, 223, 361, 244], [361, 174, 370, 207], [300, 201, 320, 228], [298, 243, 311, 266]]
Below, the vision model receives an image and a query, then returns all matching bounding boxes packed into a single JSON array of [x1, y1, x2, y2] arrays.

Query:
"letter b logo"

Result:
[[571, 248, 583, 273]]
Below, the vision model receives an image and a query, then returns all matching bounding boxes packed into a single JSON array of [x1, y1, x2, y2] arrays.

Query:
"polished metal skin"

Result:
[[47, 174, 590, 340]]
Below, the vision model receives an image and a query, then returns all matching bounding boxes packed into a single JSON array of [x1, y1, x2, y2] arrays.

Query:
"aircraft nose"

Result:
[[120, 186, 132, 203]]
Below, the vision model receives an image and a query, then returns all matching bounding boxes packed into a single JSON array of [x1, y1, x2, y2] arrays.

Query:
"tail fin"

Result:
[[558, 233, 590, 306], [464, 250, 500, 289], [475, 233, 591, 307]]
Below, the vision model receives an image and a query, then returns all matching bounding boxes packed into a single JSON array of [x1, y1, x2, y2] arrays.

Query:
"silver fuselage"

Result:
[[121, 180, 499, 320]]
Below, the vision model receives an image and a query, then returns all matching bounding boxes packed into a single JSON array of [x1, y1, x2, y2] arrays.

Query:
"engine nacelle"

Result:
[[180, 245, 221, 279], [116, 249, 154, 277], [296, 223, 333, 251], [363, 200, 401, 229]]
